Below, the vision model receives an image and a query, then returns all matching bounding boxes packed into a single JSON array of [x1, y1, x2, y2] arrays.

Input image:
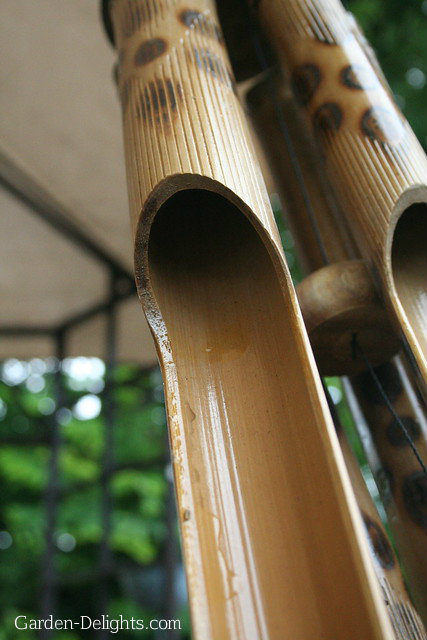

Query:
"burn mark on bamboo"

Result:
[[386, 416, 420, 447], [341, 64, 378, 91], [361, 106, 404, 145], [313, 103, 342, 134], [180, 9, 203, 26], [179, 9, 224, 43], [402, 472, 427, 530], [135, 38, 167, 66], [194, 47, 218, 76], [291, 64, 321, 106], [193, 47, 234, 91], [137, 78, 182, 125], [362, 513, 395, 569]]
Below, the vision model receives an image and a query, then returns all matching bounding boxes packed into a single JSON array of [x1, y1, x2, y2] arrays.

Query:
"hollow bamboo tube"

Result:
[[247, 76, 400, 375], [246, 72, 427, 628], [352, 357, 427, 622], [337, 420, 426, 639], [254, 0, 427, 385], [108, 1, 394, 637], [247, 76, 355, 273]]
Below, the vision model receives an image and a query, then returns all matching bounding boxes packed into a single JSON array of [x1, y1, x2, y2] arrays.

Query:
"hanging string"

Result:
[[352, 334, 427, 475], [247, 10, 331, 266], [245, 5, 426, 476]]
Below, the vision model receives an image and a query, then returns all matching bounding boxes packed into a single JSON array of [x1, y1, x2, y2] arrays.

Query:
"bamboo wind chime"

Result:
[[104, 0, 425, 638], [245, 0, 427, 631], [253, 0, 427, 388], [246, 74, 427, 636]]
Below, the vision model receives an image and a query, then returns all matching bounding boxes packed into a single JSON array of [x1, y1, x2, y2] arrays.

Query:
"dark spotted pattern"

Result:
[[402, 471, 427, 530], [193, 47, 234, 90], [362, 513, 395, 569], [137, 78, 182, 125], [291, 63, 321, 106], [341, 64, 378, 91], [134, 38, 167, 66], [179, 9, 223, 43], [361, 106, 404, 145], [313, 103, 342, 134], [386, 416, 421, 447]]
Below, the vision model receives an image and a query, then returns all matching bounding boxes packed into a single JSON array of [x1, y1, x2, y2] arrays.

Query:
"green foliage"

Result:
[[0, 361, 187, 639], [62, 417, 104, 461], [0, 5, 423, 638], [0, 447, 48, 491], [347, 0, 426, 142]]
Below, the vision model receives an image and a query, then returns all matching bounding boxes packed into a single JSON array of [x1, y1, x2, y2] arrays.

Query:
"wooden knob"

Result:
[[297, 260, 400, 375]]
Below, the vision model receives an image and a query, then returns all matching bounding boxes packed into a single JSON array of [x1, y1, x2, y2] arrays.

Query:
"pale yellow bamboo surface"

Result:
[[109, 0, 395, 637], [256, 0, 427, 384], [246, 73, 427, 636]]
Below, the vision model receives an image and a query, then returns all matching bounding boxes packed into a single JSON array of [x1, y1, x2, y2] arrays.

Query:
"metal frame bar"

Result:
[[97, 273, 117, 634], [39, 330, 66, 639], [0, 149, 136, 338], [0, 150, 133, 282]]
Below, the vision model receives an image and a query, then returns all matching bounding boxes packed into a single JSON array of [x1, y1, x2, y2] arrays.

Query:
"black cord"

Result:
[[247, 6, 330, 265], [352, 334, 427, 475]]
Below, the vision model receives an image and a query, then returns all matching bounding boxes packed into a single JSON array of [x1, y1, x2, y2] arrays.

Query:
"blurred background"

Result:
[[0, 0, 425, 638]]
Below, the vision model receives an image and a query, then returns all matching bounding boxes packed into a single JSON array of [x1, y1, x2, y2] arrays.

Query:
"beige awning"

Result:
[[0, 0, 157, 364]]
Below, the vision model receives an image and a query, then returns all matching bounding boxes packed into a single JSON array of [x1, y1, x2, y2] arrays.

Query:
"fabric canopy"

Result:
[[0, 0, 157, 364]]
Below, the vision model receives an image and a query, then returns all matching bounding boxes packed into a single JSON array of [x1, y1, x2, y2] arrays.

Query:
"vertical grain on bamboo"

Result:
[[109, 1, 395, 638], [255, 0, 427, 384], [246, 67, 427, 631]]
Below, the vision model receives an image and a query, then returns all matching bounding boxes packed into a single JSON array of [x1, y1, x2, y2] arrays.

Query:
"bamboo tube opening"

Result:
[[391, 202, 427, 362], [133, 183, 390, 639]]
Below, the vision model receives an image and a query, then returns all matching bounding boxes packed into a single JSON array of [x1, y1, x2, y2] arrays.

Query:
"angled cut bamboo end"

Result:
[[134, 173, 394, 640], [256, 0, 427, 386], [387, 188, 427, 385], [109, 1, 396, 637]]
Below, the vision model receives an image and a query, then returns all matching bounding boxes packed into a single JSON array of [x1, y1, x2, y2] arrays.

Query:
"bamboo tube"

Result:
[[246, 71, 427, 628], [338, 424, 426, 639], [247, 75, 356, 273], [108, 1, 394, 637], [352, 356, 427, 621], [247, 76, 400, 375], [254, 0, 427, 386]]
